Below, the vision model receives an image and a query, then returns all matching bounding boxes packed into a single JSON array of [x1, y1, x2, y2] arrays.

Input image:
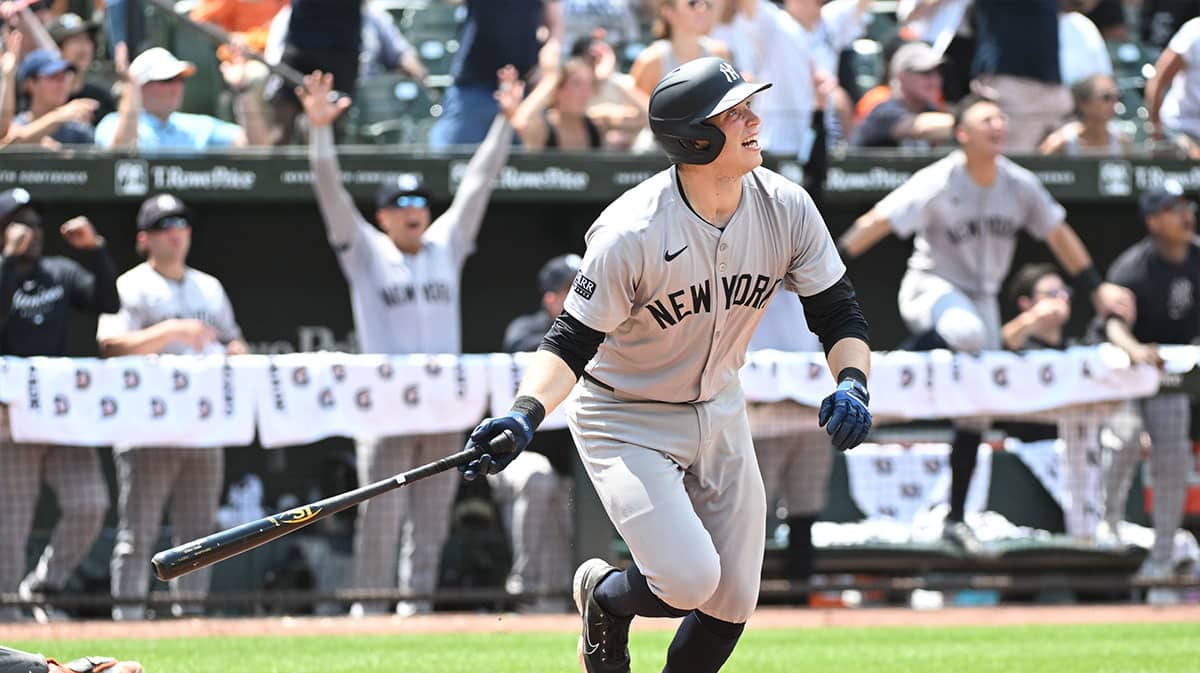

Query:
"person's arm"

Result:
[[1104, 315, 1164, 366], [425, 72, 518, 263], [12, 4, 55, 52], [629, 44, 663, 98], [0, 29, 21, 141], [899, 0, 950, 23], [57, 216, 120, 314], [213, 282, 247, 353], [222, 52, 270, 146], [1045, 222, 1136, 323], [1147, 46, 1185, 140], [892, 111, 954, 142], [102, 42, 140, 149], [1038, 126, 1069, 155], [510, 62, 556, 149], [0, 235, 26, 334], [4, 98, 98, 144], [838, 208, 894, 259], [300, 71, 372, 251], [99, 318, 217, 356]]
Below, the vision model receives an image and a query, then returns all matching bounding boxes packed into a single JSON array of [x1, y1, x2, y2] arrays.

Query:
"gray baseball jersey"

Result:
[[564, 165, 845, 403], [96, 262, 242, 355], [309, 117, 513, 355], [875, 150, 1065, 295]]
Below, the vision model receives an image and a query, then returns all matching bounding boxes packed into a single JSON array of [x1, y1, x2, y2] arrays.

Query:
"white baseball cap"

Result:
[[128, 47, 196, 85]]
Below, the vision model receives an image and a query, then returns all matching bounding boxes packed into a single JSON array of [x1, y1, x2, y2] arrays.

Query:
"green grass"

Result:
[[10, 622, 1200, 673]]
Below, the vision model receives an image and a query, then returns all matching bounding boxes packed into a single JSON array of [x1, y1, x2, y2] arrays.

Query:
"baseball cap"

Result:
[[128, 47, 196, 85], [17, 49, 75, 82], [137, 193, 192, 231], [375, 174, 430, 209], [0, 188, 39, 228], [890, 42, 944, 78], [1139, 180, 1189, 218], [48, 13, 98, 45], [537, 254, 583, 294]]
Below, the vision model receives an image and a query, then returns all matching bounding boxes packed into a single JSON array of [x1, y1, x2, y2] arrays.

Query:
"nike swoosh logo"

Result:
[[664, 246, 688, 262], [582, 601, 600, 654]]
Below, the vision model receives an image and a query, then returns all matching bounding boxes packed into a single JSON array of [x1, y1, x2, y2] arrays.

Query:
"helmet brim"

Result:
[[702, 81, 772, 121]]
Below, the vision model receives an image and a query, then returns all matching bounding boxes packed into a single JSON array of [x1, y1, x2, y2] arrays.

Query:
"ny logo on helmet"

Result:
[[719, 62, 739, 83]]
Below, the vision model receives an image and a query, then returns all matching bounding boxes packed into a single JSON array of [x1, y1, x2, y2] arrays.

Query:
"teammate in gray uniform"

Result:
[[0, 645, 141, 673], [298, 70, 522, 617], [838, 94, 1135, 550], [460, 57, 873, 673], [747, 292, 834, 599], [0, 188, 119, 623], [97, 193, 248, 621]]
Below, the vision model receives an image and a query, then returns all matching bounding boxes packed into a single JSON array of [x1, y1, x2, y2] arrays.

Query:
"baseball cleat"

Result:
[[573, 558, 632, 673]]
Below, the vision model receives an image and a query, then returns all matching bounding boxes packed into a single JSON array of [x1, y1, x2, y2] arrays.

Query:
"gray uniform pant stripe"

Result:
[[351, 432, 461, 612], [0, 442, 108, 592], [568, 380, 766, 624], [1103, 394, 1192, 564], [111, 447, 223, 616], [1056, 406, 1105, 538]]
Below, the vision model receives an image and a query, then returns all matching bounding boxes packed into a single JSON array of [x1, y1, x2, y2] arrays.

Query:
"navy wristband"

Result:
[[1071, 266, 1103, 296], [510, 395, 546, 431], [837, 367, 868, 387]]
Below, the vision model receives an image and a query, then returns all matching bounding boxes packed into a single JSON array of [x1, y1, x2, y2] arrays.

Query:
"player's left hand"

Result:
[[818, 379, 872, 451], [459, 413, 533, 480]]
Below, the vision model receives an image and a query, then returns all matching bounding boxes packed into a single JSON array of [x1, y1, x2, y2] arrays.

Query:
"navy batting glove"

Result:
[[818, 378, 872, 452], [460, 413, 534, 480]]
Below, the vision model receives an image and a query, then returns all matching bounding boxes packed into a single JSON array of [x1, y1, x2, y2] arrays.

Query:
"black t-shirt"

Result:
[[453, 0, 545, 87], [71, 80, 117, 124], [0, 250, 119, 356], [1108, 237, 1200, 345], [501, 308, 574, 476], [288, 0, 362, 50], [972, 0, 1061, 84], [1142, 0, 1200, 49], [1086, 0, 1127, 33], [851, 97, 937, 148]]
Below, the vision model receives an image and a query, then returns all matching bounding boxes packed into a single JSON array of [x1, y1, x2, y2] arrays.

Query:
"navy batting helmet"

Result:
[[648, 57, 771, 165]]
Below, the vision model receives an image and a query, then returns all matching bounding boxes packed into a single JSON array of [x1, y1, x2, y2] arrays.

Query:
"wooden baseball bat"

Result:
[[151, 431, 514, 581]]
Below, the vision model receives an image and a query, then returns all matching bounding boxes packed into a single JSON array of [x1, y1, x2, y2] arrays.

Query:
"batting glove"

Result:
[[460, 413, 534, 480], [818, 378, 872, 452]]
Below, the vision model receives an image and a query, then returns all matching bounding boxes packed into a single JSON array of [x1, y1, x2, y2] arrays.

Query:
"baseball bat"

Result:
[[151, 430, 514, 581]]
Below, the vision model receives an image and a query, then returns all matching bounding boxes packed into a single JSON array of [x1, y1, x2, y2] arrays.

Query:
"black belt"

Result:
[[582, 371, 614, 392]]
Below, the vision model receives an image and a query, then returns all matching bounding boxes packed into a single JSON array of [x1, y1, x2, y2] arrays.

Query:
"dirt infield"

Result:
[[6, 604, 1199, 641]]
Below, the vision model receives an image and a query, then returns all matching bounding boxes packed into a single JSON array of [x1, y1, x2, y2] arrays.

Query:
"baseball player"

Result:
[[1097, 182, 1197, 583], [460, 57, 873, 673], [0, 187, 118, 623], [747, 292, 835, 600], [837, 94, 1135, 551], [0, 645, 141, 673], [97, 193, 248, 621], [298, 70, 521, 617]]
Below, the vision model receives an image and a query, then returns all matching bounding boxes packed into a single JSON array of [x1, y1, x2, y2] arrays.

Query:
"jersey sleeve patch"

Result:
[[573, 274, 596, 300]]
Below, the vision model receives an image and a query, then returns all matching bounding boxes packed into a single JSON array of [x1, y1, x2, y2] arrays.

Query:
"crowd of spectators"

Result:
[[0, 1, 1197, 156]]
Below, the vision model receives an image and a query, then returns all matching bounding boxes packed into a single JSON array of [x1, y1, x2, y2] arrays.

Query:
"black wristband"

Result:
[[510, 395, 546, 431], [1071, 266, 1103, 296], [837, 367, 868, 386]]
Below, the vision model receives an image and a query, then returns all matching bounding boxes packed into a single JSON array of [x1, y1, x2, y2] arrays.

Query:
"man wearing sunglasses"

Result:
[[1098, 181, 1199, 592], [299, 69, 522, 617], [96, 192, 247, 620], [0, 187, 119, 623]]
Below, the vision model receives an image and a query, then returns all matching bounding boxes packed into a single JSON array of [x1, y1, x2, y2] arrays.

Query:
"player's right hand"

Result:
[[459, 413, 533, 480], [171, 319, 218, 352], [297, 71, 351, 128]]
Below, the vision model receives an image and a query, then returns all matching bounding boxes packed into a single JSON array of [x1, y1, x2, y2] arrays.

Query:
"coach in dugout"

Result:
[[0, 187, 119, 623]]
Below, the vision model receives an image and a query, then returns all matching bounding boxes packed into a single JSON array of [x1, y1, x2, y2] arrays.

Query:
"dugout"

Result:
[[2, 149, 1191, 607]]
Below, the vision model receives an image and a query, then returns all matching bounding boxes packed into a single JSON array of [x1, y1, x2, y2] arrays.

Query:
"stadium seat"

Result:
[[347, 74, 442, 145]]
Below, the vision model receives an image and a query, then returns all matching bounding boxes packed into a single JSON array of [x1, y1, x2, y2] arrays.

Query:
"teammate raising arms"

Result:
[[838, 94, 1135, 550], [460, 57, 873, 673]]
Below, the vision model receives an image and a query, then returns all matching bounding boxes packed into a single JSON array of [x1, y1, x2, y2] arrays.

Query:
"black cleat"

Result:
[[573, 558, 632, 673]]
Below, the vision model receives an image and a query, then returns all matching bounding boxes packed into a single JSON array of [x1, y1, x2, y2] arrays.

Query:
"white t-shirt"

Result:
[[96, 262, 242, 355], [1162, 17, 1200, 138], [564, 166, 844, 403], [732, 0, 817, 156], [1059, 11, 1113, 86]]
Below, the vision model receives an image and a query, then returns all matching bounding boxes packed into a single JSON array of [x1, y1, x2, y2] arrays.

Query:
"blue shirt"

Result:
[[12, 111, 94, 145], [972, 0, 1061, 84], [452, 0, 543, 88], [94, 110, 243, 151]]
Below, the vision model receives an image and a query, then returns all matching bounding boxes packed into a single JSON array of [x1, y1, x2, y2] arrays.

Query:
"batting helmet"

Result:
[[648, 57, 771, 165]]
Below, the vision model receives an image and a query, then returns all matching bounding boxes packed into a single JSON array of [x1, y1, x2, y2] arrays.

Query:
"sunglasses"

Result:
[[389, 195, 428, 209], [150, 216, 191, 230], [686, 0, 712, 8], [1035, 287, 1072, 300], [1093, 92, 1119, 102]]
